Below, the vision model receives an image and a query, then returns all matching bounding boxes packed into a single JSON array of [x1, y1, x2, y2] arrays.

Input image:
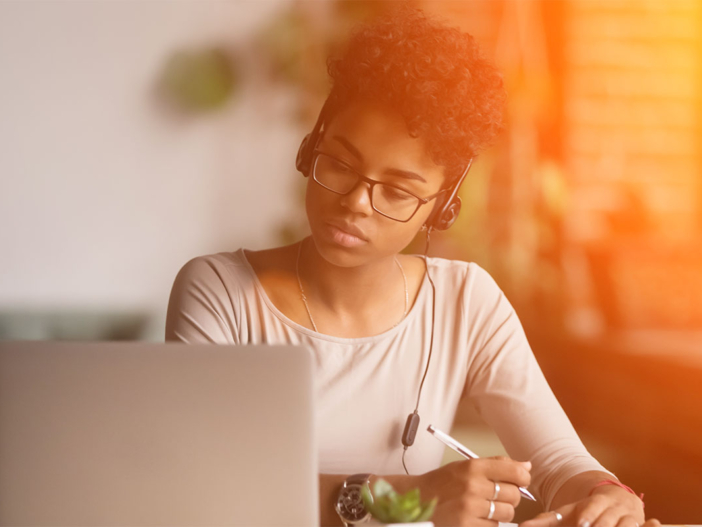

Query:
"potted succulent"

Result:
[[360, 478, 437, 526]]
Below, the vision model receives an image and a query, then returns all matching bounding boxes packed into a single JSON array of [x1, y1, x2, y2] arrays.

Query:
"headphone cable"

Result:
[[402, 227, 437, 475]]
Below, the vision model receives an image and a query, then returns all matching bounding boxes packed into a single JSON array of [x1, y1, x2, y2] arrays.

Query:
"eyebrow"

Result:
[[331, 135, 428, 184]]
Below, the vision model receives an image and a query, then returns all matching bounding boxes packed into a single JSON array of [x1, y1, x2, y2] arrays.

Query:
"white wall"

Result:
[[0, 0, 305, 337]]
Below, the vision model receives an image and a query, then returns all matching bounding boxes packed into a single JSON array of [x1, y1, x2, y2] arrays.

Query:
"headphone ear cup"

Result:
[[423, 195, 446, 231], [296, 133, 312, 176], [435, 197, 462, 231]]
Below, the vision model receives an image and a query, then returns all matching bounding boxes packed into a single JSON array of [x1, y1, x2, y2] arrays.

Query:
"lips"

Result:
[[326, 220, 368, 241]]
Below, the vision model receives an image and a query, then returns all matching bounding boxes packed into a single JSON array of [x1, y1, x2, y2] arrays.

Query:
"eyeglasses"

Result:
[[310, 150, 448, 222]]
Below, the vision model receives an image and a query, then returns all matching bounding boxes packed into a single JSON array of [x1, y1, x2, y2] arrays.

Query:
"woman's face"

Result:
[[305, 99, 447, 267]]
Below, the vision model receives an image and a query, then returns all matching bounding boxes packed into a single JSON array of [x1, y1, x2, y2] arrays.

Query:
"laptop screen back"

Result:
[[0, 342, 319, 526]]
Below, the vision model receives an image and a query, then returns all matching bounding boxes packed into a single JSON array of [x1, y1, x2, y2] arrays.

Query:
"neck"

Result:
[[297, 236, 402, 317]]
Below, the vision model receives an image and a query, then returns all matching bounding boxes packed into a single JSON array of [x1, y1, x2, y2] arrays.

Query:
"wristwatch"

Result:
[[335, 473, 372, 526]]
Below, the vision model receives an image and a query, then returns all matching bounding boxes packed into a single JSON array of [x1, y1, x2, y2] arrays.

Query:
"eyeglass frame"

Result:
[[309, 148, 450, 223]]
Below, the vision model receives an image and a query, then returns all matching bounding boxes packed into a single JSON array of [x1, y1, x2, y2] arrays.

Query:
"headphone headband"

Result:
[[295, 93, 334, 177]]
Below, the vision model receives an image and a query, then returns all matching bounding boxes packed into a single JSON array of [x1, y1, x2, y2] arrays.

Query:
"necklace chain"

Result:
[[295, 239, 408, 333]]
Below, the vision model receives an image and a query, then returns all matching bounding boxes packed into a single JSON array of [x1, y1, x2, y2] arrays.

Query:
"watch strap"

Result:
[[347, 473, 372, 486]]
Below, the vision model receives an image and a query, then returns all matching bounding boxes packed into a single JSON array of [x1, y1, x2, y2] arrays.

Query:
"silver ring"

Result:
[[492, 481, 501, 500], [487, 500, 495, 520], [551, 511, 563, 523]]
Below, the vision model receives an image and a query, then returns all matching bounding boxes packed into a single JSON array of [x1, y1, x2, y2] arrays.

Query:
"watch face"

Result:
[[336, 483, 370, 522]]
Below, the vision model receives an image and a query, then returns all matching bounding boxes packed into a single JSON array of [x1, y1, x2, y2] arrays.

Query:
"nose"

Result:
[[339, 179, 374, 215]]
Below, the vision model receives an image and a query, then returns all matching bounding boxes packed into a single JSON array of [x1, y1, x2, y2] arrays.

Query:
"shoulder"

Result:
[[170, 244, 298, 295], [173, 250, 242, 278], [165, 251, 242, 343], [420, 255, 502, 296], [419, 256, 509, 325], [169, 249, 250, 297]]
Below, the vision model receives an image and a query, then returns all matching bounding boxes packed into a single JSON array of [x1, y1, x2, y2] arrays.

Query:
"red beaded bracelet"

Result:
[[589, 479, 645, 509]]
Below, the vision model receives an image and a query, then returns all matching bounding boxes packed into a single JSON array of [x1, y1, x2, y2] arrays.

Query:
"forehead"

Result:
[[321, 100, 445, 183]]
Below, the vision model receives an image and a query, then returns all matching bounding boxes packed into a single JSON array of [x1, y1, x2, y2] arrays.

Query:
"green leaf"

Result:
[[362, 479, 437, 523], [387, 498, 406, 521], [394, 504, 422, 523], [408, 506, 424, 522], [371, 496, 394, 524], [372, 478, 396, 499], [360, 483, 374, 509], [415, 497, 438, 522], [402, 488, 420, 508], [362, 484, 392, 524]]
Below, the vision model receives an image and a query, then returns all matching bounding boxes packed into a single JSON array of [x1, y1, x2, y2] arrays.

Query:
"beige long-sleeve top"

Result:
[[165, 248, 612, 509]]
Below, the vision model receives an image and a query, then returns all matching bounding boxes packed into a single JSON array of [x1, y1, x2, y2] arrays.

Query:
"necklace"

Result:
[[295, 239, 409, 333]]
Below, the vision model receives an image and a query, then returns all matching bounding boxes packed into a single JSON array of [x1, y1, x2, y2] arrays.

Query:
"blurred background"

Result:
[[1, 0, 700, 522]]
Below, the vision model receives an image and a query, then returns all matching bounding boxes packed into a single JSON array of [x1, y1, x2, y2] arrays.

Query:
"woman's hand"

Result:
[[416, 455, 532, 526], [520, 484, 652, 527]]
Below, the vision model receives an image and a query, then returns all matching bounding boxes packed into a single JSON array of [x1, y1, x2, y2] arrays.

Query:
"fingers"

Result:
[[492, 481, 522, 507], [520, 507, 658, 527], [593, 507, 630, 527], [575, 494, 612, 527], [433, 457, 532, 526], [520, 510, 562, 527], [615, 516, 641, 527], [459, 495, 516, 523], [472, 456, 532, 488], [452, 474, 522, 507], [483, 498, 516, 523], [520, 503, 576, 527], [436, 495, 515, 526]]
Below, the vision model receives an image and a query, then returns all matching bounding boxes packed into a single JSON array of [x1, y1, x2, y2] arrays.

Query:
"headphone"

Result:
[[296, 94, 473, 232], [296, 93, 474, 474]]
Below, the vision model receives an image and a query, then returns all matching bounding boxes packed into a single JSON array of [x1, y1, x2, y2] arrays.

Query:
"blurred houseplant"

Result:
[[159, 46, 239, 112], [360, 478, 437, 526]]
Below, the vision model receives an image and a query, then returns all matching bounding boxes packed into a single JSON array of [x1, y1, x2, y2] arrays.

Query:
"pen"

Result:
[[427, 424, 536, 502]]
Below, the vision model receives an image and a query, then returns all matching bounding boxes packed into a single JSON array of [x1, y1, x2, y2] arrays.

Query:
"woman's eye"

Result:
[[384, 187, 413, 201], [331, 160, 354, 174]]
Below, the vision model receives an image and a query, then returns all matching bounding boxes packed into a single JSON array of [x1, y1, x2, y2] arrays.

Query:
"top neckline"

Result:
[[235, 247, 431, 345]]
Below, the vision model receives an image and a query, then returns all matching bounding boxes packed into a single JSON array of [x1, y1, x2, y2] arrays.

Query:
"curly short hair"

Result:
[[325, 5, 506, 185]]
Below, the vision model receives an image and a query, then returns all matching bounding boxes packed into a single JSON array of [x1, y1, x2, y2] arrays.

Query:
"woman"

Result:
[[166, 7, 658, 527]]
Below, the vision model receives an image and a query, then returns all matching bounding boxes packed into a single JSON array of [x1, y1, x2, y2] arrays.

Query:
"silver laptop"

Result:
[[0, 342, 319, 526]]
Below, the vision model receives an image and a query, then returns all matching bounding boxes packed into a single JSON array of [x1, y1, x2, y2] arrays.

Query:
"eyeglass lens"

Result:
[[313, 153, 419, 221]]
